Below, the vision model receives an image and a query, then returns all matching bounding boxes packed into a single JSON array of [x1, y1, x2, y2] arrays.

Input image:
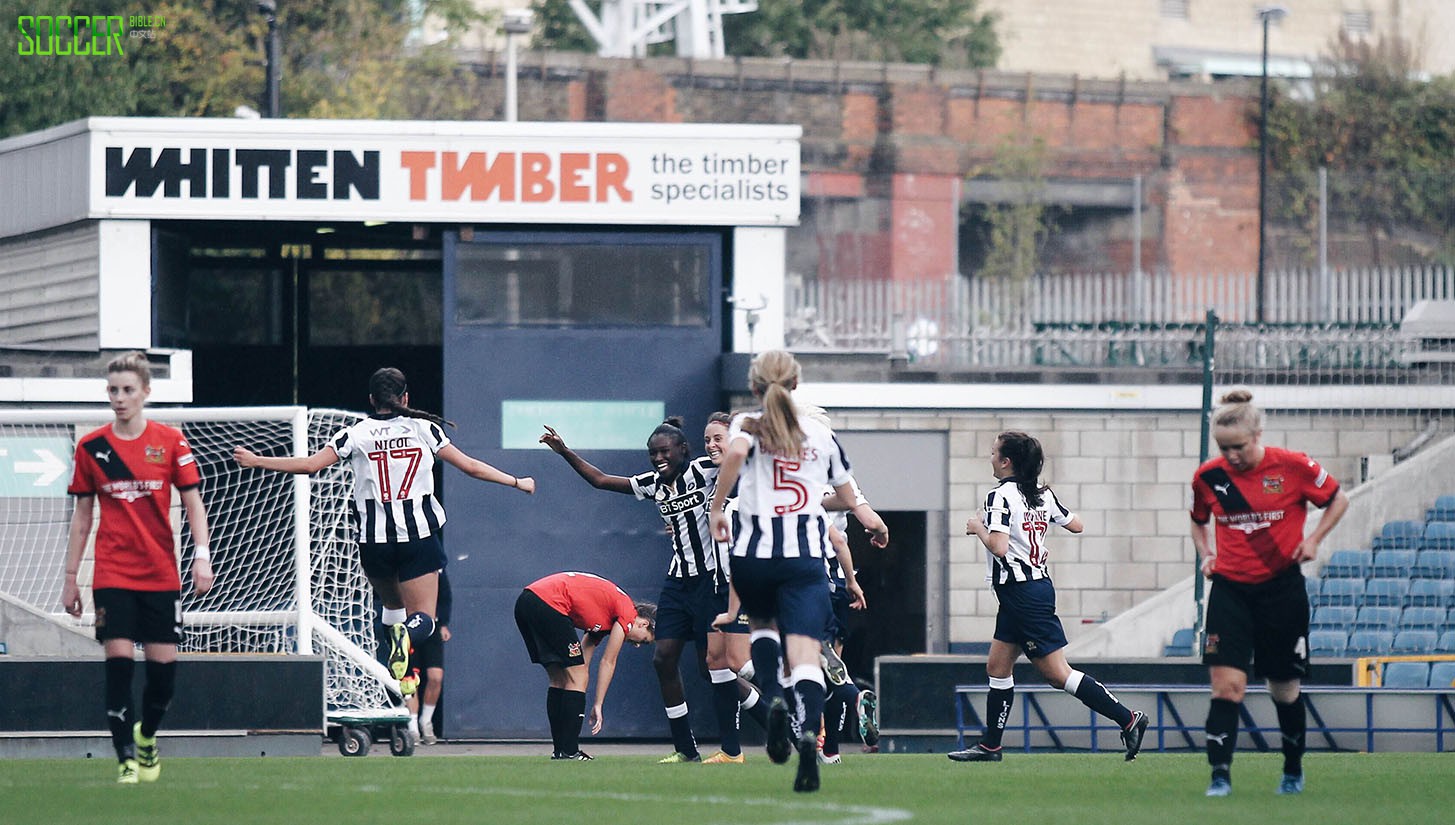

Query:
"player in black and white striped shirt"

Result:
[[235, 367, 536, 696], [540, 418, 728, 763], [948, 431, 1148, 763]]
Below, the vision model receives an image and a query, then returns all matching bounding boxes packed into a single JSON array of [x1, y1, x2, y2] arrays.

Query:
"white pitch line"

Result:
[[205, 781, 914, 824]]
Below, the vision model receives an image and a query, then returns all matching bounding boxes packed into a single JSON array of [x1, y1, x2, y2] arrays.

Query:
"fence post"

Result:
[[1195, 309, 1218, 647]]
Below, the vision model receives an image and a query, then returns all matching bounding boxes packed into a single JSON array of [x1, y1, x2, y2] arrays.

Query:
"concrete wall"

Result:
[[830, 406, 1436, 649], [0, 592, 97, 657]]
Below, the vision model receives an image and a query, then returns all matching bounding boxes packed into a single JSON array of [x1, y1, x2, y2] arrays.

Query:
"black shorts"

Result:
[[414, 629, 445, 670], [729, 555, 832, 639], [359, 535, 446, 583], [992, 578, 1069, 659], [93, 588, 182, 645], [825, 577, 852, 643], [514, 589, 584, 669], [1202, 567, 1310, 680], [656, 574, 729, 643]]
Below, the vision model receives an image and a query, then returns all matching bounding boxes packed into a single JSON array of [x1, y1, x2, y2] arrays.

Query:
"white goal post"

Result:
[[0, 406, 399, 715]]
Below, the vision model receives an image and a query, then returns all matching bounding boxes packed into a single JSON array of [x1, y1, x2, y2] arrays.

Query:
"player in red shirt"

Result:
[[514, 571, 656, 759], [60, 352, 215, 784], [1190, 389, 1348, 798]]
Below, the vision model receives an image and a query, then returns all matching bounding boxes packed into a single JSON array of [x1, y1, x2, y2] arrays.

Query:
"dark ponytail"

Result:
[[369, 367, 455, 428], [650, 416, 688, 448], [997, 430, 1045, 508]]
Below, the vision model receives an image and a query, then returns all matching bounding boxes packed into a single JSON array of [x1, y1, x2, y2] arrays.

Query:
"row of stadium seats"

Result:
[[1310, 605, 1455, 632], [1370, 519, 1455, 551], [1306, 576, 1455, 608], [1309, 629, 1455, 657], [1322, 548, 1455, 579], [1379, 660, 1455, 689]]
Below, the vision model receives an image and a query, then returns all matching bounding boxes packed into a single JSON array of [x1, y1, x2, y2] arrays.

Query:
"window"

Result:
[[1160, 0, 1189, 21], [454, 237, 714, 327], [1344, 10, 1373, 38], [309, 269, 441, 345]]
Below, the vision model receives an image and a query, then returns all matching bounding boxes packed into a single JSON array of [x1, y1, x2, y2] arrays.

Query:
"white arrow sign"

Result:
[[15, 449, 67, 487]]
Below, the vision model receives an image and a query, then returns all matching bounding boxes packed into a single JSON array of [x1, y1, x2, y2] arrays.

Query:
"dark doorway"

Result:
[[153, 221, 443, 411], [842, 510, 927, 679]]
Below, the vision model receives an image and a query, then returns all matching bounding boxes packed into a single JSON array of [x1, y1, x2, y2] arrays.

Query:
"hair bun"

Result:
[[662, 416, 685, 429], [1218, 388, 1254, 405]]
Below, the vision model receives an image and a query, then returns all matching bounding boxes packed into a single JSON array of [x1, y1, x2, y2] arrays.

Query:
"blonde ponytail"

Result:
[[746, 350, 805, 459]]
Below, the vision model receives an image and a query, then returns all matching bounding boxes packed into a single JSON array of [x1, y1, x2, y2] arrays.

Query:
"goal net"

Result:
[[0, 406, 397, 715]]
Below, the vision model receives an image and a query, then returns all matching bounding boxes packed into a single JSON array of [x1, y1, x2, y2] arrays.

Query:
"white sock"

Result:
[[420, 703, 436, 730]]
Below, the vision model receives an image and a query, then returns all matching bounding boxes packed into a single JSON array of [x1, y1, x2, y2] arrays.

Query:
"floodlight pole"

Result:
[[1255, 5, 1288, 323]]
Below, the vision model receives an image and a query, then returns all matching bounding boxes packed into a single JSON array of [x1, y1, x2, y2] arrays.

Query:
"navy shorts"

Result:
[[1202, 567, 1310, 680], [359, 535, 446, 583], [514, 589, 584, 669], [729, 555, 831, 639], [93, 588, 182, 645], [992, 578, 1069, 659], [825, 577, 852, 643], [413, 628, 445, 670], [656, 574, 728, 643]]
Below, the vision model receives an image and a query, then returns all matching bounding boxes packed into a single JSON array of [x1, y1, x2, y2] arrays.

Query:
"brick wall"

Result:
[[456, 51, 1261, 278]]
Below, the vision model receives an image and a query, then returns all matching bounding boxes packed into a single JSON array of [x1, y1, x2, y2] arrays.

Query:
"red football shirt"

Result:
[[526, 571, 638, 635], [1190, 445, 1340, 584], [68, 421, 202, 591]]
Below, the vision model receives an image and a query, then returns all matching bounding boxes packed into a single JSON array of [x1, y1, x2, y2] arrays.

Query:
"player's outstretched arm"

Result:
[[538, 425, 632, 494], [437, 444, 535, 493], [180, 487, 214, 595], [232, 445, 339, 475], [587, 623, 629, 734]]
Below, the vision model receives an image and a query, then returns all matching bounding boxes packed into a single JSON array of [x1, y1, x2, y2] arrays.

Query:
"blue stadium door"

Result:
[[440, 229, 726, 739]]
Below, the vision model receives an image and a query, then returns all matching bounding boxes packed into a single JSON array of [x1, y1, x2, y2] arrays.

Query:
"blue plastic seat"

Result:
[[1364, 578, 1410, 607], [1382, 661, 1430, 688], [1305, 576, 1322, 602], [1406, 578, 1455, 607], [1346, 630, 1395, 656], [1421, 521, 1455, 551], [1412, 550, 1455, 579], [1374, 520, 1424, 551], [1354, 606, 1402, 631], [1311, 605, 1357, 629], [1372, 549, 1417, 578], [1308, 629, 1348, 656], [1426, 495, 1455, 522], [1439, 630, 1455, 653], [1323, 549, 1373, 578], [1163, 627, 1196, 657], [1401, 606, 1446, 629], [1429, 661, 1455, 688], [1392, 629, 1439, 653], [1317, 578, 1364, 607]]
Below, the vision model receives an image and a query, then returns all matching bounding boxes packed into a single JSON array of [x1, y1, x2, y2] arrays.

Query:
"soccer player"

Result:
[[234, 367, 535, 695], [514, 571, 657, 759], [60, 351, 215, 784], [407, 569, 451, 745], [539, 418, 731, 764], [700, 411, 769, 763], [947, 431, 1149, 764], [708, 349, 890, 793], [1191, 389, 1348, 797]]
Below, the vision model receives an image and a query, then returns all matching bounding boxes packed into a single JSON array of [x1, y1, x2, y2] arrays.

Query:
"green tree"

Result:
[[1266, 35, 1455, 266], [972, 137, 1056, 284], [530, 0, 999, 68]]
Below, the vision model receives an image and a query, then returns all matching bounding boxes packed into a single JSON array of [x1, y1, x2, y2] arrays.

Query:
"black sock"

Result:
[[1070, 672, 1134, 728], [749, 637, 784, 703], [711, 678, 742, 757], [1274, 696, 1306, 777], [666, 708, 698, 758], [140, 660, 176, 739], [546, 687, 565, 754], [404, 612, 436, 649], [981, 687, 1014, 749], [105, 657, 136, 761], [1206, 698, 1240, 778], [794, 679, 826, 745], [559, 690, 586, 755], [740, 683, 770, 729], [782, 682, 803, 738], [822, 682, 857, 755]]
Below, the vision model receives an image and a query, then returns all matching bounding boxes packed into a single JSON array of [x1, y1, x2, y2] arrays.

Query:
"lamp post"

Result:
[[259, 0, 281, 118], [1255, 5, 1288, 323], [503, 9, 534, 122]]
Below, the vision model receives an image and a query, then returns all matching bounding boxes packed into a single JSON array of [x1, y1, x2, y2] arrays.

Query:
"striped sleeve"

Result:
[[826, 433, 852, 487], [1045, 488, 1074, 526], [985, 487, 1012, 533], [329, 426, 354, 459], [629, 470, 657, 501]]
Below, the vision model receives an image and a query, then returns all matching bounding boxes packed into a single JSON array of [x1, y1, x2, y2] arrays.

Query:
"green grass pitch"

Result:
[[3, 751, 1450, 824]]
